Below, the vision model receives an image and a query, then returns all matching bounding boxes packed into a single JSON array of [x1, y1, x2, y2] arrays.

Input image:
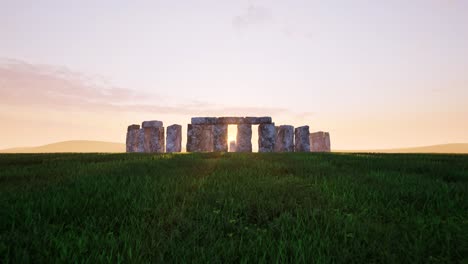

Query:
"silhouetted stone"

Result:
[[245, 116, 272, 124], [258, 123, 276, 152], [143, 126, 165, 153], [217, 117, 245, 124], [213, 124, 228, 152], [294, 126, 310, 152], [187, 124, 214, 152], [166, 124, 182, 153], [191, 117, 217, 125], [126, 124, 140, 152], [310, 131, 331, 152], [236, 124, 252, 152], [275, 125, 294, 152], [136, 129, 145, 153], [142, 120, 163, 128], [127, 124, 140, 132]]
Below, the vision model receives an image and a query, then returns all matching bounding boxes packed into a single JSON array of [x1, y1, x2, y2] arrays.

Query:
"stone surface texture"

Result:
[[143, 126, 165, 153], [245, 116, 272, 124], [126, 125, 141, 152], [127, 124, 140, 132], [142, 120, 163, 128], [136, 129, 145, 153], [294, 126, 310, 152], [275, 125, 294, 152], [258, 123, 276, 152], [187, 124, 214, 152], [217, 117, 245, 124], [310, 131, 331, 152], [166, 124, 182, 153], [191, 117, 217, 125], [236, 124, 252, 152], [213, 124, 228, 152]]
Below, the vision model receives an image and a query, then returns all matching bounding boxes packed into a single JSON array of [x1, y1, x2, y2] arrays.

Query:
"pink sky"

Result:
[[1, 1, 467, 150]]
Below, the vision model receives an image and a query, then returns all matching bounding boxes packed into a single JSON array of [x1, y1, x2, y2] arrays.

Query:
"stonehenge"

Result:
[[166, 124, 182, 153], [142, 121, 165, 153], [126, 124, 141, 153], [294, 126, 310, 152], [236, 124, 252, 152], [310, 131, 331, 152], [213, 124, 228, 152], [258, 123, 276, 152], [126, 116, 331, 153], [275, 125, 295, 152]]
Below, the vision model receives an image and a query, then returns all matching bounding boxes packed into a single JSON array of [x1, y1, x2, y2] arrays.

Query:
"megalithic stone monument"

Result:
[[294, 125, 310, 152], [213, 124, 228, 152], [275, 125, 294, 152], [187, 124, 214, 152], [236, 124, 252, 152], [166, 124, 182, 153], [258, 123, 276, 152], [142, 120, 165, 153], [126, 124, 141, 153], [127, 116, 328, 154], [310, 131, 331, 152]]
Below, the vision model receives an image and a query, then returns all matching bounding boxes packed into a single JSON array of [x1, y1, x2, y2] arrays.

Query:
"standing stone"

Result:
[[136, 129, 145, 153], [258, 123, 276, 152], [229, 140, 236, 152], [141, 120, 164, 153], [166, 124, 182, 153], [213, 124, 228, 152], [275, 125, 294, 152], [186, 124, 214, 152], [294, 126, 310, 152], [236, 124, 252, 152], [142, 120, 163, 128], [143, 127, 165, 153], [126, 124, 140, 153], [310, 131, 331, 152]]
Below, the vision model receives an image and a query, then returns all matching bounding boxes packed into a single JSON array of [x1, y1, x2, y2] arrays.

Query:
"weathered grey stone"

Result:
[[258, 123, 276, 152], [166, 124, 182, 153], [186, 124, 214, 152], [310, 131, 331, 152], [294, 126, 310, 152], [245, 116, 272, 124], [217, 117, 245, 124], [126, 125, 141, 152], [275, 125, 294, 152], [127, 124, 140, 132], [143, 126, 165, 153], [191, 117, 217, 125], [142, 120, 163, 128], [136, 129, 145, 153], [229, 140, 236, 152], [236, 124, 252, 152], [213, 124, 228, 152]]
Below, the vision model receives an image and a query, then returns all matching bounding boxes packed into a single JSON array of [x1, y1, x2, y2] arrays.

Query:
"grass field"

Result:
[[0, 153, 467, 263]]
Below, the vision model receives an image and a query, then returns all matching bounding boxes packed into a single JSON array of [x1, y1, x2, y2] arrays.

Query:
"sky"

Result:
[[1, 0, 467, 150]]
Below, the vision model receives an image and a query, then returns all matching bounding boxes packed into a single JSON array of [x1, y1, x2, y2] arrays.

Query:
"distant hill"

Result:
[[0, 140, 125, 153], [1, 141, 467, 154], [335, 143, 468, 154]]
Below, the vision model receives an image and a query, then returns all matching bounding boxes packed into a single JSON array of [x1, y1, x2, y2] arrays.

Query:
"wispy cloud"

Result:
[[0, 58, 300, 117], [232, 5, 273, 30]]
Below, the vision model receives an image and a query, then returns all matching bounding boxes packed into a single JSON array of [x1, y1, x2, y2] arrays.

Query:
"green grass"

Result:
[[0, 153, 467, 263]]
